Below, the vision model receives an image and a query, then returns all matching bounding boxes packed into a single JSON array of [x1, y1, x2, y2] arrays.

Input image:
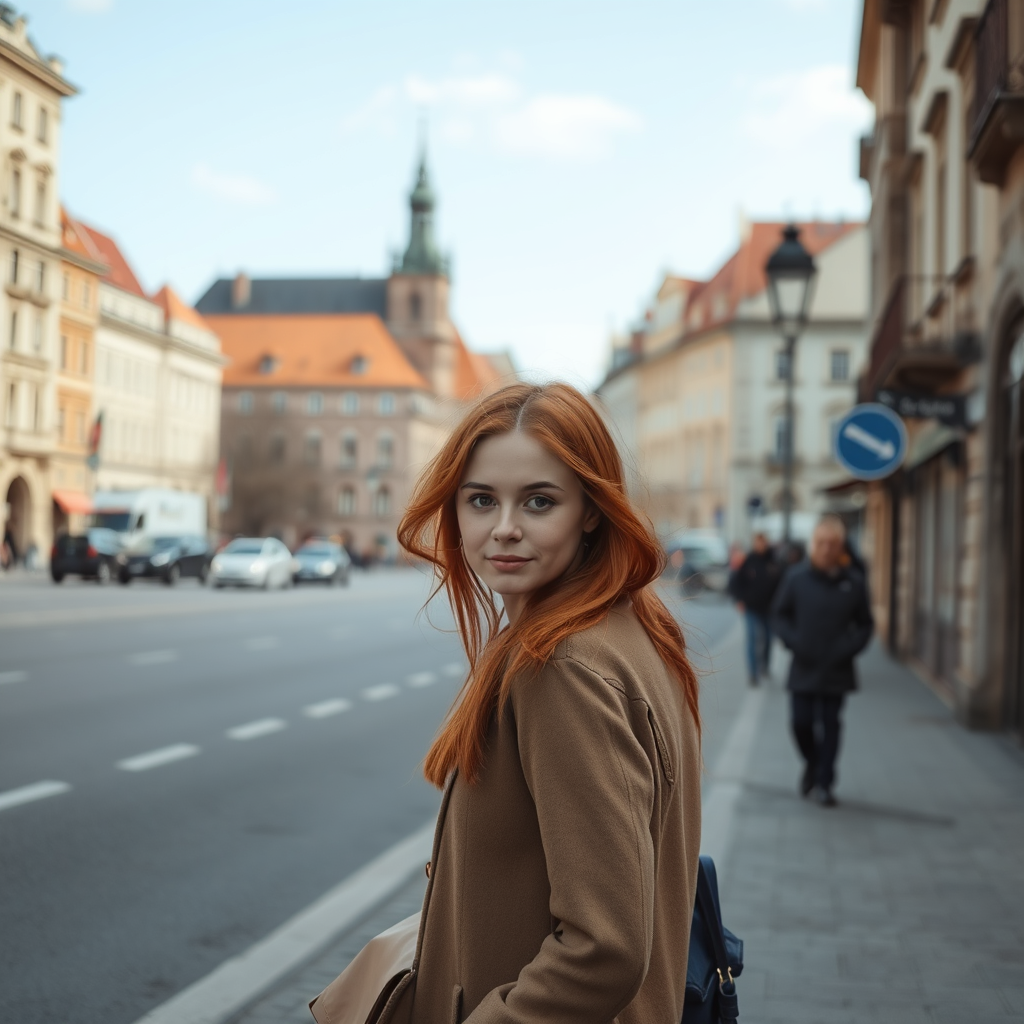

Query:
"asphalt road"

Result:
[[0, 569, 738, 1024]]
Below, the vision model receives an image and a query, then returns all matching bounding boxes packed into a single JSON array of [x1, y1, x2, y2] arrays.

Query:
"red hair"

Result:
[[398, 382, 701, 787]]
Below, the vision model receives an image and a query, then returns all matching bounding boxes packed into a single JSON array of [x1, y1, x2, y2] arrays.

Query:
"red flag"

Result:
[[87, 411, 103, 457]]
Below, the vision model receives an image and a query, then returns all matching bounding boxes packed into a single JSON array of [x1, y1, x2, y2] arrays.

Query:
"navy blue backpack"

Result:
[[684, 856, 744, 1023]]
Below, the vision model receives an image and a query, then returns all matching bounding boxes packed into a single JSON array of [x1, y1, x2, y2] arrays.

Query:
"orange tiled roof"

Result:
[[151, 285, 213, 333], [61, 207, 107, 267], [452, 330, 507, 400], [205, 313, 430, 390], [75, 221, 147, 298], [684, 221, 861, 334]]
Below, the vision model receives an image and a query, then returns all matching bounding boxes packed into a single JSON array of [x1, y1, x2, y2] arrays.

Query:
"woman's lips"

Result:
[[488, 556, 531, 572]]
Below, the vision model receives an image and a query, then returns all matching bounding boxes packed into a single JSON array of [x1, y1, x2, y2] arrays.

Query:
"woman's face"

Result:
[[457, 430, 600, 623]]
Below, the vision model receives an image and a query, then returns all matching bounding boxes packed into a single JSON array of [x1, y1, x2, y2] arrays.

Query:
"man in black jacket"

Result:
[[729, 532, 781, 686], [771, 516, 873, 806]]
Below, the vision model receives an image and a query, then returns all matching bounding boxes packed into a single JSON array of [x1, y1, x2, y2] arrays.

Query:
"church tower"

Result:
[[386, 146, 457, 399]]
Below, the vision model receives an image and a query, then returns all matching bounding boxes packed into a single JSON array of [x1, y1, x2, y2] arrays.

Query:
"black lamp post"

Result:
[[765, 224, 817, 547]]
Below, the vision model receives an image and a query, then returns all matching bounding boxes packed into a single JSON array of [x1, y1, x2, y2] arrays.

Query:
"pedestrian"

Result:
[[771, 515, 873, 807], [3, 523, 17, 569], [729, 531, 781, 686], [394, 382, 703, 1023]]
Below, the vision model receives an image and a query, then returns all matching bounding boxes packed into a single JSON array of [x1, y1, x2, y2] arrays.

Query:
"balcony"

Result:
[[969, 0, 1024, 185], [862, 275, 981, 397]]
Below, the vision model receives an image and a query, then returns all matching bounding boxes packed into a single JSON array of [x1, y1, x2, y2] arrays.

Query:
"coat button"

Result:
[[425, 861, 432, 879]]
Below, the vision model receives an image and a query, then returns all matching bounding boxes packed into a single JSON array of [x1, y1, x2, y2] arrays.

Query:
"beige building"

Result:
[[856, 0, 1024, 734], [198, 151, 510, 558], [598, 221, 869, 543], [0, 10, 75, 561], [78, 221, 224, 518]]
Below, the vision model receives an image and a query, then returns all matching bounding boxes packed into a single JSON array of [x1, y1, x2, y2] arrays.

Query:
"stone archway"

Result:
[[4, 475, 31, 563]]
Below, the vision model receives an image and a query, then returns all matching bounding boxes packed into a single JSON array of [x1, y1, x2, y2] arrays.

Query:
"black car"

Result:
[[118, 535, 213, 586], [292, 541, 351, 585], [51, 529, 122, 584]]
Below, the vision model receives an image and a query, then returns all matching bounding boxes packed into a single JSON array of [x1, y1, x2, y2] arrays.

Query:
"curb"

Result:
[[132, 821, 435, 1024]]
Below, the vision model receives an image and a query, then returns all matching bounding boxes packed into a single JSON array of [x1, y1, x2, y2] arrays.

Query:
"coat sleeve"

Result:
[[770, 570, 804, 655], [466, 656, 657, 1024], [826, 579, 875, 665]]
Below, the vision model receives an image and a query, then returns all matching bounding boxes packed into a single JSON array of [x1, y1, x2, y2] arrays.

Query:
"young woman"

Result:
[[396, 382, 702, 1024]]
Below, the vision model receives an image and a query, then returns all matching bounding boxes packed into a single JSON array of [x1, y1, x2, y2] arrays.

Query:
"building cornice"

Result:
[[0, 222, 63, 259], [0, 38, 77, 96], [98, 309, 227, 368], [59, 246, 107, 277]]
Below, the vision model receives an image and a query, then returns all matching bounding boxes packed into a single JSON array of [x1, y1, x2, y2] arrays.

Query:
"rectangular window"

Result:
[[337, 486, 356, 516], [32, 314, 42, 353], [34, 180, 45, 227], [11, 168, 20, 219], [9, 310, 17, 351], [12, 91, 22, 129], [341, 391, 359, 415], [271, 391, 287, 414], [5, 382, 15, 427], [307, 391, 323, 415], [830, 350, 850, 382], [377, 434, 393, 469], [82, 281, 90, 308], [269, 434, 286, 464], [60, 334, 68, 370], [75, 410, 85, 444], [340, 433, 358, 469], [37, 106, 47, 144], [57, 403, 66, 439], [10, 249, 18, 284], [79, 340, 89, 375], [304, 433, 322, 466], [62, 272, 70, 300], [773, 415, 792, 463], [378, 392, 395, 415], [238, 391, 254, 414], [32, 386, 40, 432], [36, 260, 44, 293], [775, 350, 791, 381]]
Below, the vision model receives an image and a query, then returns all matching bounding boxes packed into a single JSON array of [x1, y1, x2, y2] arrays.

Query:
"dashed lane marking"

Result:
[[0, 780, 71, 813], [117, 744, 200, 772], [244, 637, 280, 652], [362, 683, 400, 702], [406, 671, 437, 688], [443, 662, 466, 677], [226, 718, 287, 741], [303, 698, 353, 719], [0, 670, 28, 685], [127, 650, 178, 667]]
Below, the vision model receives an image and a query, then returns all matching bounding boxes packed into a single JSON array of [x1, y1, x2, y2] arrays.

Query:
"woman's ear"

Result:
[[582, 502, 601, 535]]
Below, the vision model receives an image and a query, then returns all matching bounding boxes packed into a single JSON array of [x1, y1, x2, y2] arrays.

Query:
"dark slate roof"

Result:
[[194, 277, 388, 317]]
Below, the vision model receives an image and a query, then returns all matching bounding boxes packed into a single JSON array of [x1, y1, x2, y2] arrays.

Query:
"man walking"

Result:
[[771, 516, 873, 806], [729, 532, 781, 686]]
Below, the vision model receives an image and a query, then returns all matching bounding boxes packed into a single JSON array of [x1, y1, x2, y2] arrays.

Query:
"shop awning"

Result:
[[52, 490, 94, 515]]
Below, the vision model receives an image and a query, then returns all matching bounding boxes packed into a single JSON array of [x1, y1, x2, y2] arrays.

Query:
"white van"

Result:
[[91, 490, 207, 544]]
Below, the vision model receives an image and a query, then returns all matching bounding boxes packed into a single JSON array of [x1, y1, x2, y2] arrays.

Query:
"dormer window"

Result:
[[259, 354, 279, 374], [350, 354, 369, 375]]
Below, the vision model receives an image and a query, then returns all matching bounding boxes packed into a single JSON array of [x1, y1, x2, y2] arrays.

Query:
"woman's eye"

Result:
[[526, 495, 554, 511], [469, 494, 495, 509]]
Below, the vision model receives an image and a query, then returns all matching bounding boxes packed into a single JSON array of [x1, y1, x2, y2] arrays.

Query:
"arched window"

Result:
[[340, 432, 358, 469], [374, 486, 391, 518], [377, 433, 394, 469], [409, 292, 422, 321]]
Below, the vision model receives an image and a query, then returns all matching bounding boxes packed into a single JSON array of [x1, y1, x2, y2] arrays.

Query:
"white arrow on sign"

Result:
[[843, 421, 895, 460]]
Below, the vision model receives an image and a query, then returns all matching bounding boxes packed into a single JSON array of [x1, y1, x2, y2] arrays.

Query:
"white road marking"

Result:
[[0, 669, 28, 685], [843, 421, 895, 460], [227, 718, 287, 741], [128, 649, 178, 667], [303, 698, 353, 719], [362, 683, 400, 702], [117, 744, 200, 772], [443, 662, 466, 677], [406, 671, 437, 688], [244, 637, 280, 651], [0, 779, 71, 813]]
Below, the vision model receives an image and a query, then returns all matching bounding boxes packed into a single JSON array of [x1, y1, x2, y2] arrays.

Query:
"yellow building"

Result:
[[52, 208, 103, 534]]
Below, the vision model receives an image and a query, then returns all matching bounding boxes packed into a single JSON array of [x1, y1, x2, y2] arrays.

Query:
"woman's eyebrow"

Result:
[[458, 481, 564, 492]]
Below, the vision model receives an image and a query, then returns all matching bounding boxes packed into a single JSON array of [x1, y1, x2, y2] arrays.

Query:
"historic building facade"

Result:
[[0, 10, 75, 561], [198, 152, 510, 558], [856, 0, 1024, 735], [597, 220, 869, 544]]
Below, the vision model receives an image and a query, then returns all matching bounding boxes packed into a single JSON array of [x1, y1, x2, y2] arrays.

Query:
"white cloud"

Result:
[[742, 65, 872, 148], [67, 0, 113, 10], [190, 163, 276, 206], [404, 73, 521, 107], [494, 94, 641, 160]]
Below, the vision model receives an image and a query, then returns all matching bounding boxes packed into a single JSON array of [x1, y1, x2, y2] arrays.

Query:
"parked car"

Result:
[[664, 530, 730, 595], [209, 537, 293, 589], [50, 528, 123, 584], [292, 540, 351, 586], [117, 535, 213, 586]]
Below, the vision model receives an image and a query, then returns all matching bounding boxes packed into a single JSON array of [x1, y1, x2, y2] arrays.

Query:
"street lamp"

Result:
[[765, 224, 817, 547]]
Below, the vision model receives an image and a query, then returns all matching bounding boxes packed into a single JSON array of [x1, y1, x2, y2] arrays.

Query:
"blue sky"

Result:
[[26, 0, 871, 387]]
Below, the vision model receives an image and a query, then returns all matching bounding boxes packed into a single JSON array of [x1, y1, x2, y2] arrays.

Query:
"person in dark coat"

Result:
[[729, 532, 781, 686], [771, 515, 873, 806]]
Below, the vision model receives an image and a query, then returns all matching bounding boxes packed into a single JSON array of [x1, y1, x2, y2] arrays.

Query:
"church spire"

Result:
[[398, 140, 448, 277]]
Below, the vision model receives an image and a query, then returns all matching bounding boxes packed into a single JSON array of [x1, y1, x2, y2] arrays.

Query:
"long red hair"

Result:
[[398, 382, 701, 787]]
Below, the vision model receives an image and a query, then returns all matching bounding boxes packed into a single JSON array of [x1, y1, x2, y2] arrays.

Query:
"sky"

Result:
[[25, 0, 872, 389]]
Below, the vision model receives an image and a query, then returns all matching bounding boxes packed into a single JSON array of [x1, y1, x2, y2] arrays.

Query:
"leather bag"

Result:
[[684, 856, 744, 1024], [308, 911, 419, 1024]]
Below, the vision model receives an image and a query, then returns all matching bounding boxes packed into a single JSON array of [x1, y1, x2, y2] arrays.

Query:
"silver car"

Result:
[[292, 541, 351, 586], [210, 537, 294, 590]]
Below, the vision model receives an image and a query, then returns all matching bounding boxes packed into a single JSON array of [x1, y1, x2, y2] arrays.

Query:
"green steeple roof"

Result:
[[397, 146, 449, 277]]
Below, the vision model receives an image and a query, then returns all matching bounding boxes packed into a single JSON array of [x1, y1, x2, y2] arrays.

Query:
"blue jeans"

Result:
[[744, 609, 772, 681]]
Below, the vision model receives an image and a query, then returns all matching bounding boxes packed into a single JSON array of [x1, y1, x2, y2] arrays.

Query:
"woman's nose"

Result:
[[492, 506, 522, 541]]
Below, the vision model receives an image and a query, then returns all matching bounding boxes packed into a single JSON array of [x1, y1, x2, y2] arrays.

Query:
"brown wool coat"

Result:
[[394, 600, 702, 1024]]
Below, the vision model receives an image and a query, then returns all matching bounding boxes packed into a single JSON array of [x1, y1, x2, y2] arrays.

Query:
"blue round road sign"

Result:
[[834, 403, 907, 481]]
